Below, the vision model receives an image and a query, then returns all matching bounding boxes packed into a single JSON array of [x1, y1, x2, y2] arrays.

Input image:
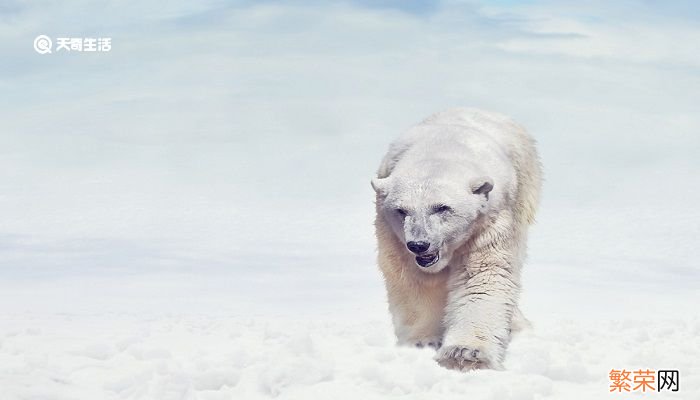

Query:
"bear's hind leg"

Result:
[[510, 306, 531, 334]]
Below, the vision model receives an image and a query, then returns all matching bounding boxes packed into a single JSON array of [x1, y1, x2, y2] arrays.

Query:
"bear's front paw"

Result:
[[413, 337, 442, 349], [435, 344, 501, 371]]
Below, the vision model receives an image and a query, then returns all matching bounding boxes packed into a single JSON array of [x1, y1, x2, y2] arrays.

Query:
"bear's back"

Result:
[[416, 108, 529, 153], [389, 108, 526, 179]]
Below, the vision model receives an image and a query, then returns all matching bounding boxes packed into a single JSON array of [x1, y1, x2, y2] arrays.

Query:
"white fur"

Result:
[[373, 108, 542, 371]]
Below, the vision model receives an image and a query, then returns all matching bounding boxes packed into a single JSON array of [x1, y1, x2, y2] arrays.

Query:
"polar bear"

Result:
[[372, 108, 541, 371]]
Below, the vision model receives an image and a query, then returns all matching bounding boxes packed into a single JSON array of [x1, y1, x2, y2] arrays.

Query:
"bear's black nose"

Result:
[[407, 241, 430, 254]]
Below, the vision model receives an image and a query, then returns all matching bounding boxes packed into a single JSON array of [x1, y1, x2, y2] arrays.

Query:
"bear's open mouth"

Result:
[[415, 251, 439, 268]]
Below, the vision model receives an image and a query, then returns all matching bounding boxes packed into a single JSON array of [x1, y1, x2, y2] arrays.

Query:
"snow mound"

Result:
[[1, 314, 697, 399]]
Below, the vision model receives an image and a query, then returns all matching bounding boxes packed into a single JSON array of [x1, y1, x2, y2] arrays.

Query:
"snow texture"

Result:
[[2, 313, 698, 399]]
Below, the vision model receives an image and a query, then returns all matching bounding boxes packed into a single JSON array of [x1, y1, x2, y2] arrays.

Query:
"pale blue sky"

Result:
[[0, 1, 698, 314]]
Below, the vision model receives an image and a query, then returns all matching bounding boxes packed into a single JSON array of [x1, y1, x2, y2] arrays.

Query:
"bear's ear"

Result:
[[470, 176, 494, 199], [371, 177, 390, 196]]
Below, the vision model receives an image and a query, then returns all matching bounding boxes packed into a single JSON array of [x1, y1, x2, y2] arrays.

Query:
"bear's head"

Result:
[[372, 173, 493, 273]]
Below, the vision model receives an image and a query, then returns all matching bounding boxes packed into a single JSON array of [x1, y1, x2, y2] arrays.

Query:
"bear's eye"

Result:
[[395, 208, 408, 216], [433, 204, 452, 213]]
